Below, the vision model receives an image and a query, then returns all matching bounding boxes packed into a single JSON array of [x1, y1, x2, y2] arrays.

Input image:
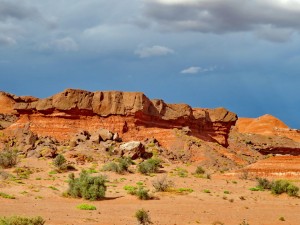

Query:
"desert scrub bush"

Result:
[[77, 203, 97, 210], [135, 209, 152, 225], [66, 170, 107, 200], [13, 167, 32, 179], [102, 157, 133, 174], [138, 158, 161, 175], [195, 166, 205, 175], [152, 175, 174, 192], [0, 149, 18, 168], [123, 185, 151, 200], [257, 178, 272, 190], [53, 154, 76, 172], [0, 216, 45, 225], [0, 192, 15, 199], [271, 180, 299, 196]]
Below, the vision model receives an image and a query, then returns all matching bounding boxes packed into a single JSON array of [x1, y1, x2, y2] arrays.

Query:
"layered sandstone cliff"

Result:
[[0, 89, 237, 147]]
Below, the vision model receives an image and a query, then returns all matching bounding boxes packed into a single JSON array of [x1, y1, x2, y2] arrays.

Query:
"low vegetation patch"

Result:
[[253, 178, 299, 197], [171, 167, 188, 178], [176, 188, 194, 194], [66, 170, 107, 200], [102, 157, 134, 174], [135, 209, 152, 225], [152, 175, 174, 192], [0, 216, 45, 225], [0, 149, 18, 168], [138, 158, 161, 175], [123, 185, 151, 200], [53, 154, 76, 172], [13, 167, 33, 179], [77, 203, 97, 210], [0, 192, 15, 199]]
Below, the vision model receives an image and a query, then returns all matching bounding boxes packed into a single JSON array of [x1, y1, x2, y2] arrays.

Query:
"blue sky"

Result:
[[0, 0, 300, 128]]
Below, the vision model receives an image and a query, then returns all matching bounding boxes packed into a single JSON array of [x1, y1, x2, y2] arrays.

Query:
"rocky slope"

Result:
[[1, 89, 300, 176]]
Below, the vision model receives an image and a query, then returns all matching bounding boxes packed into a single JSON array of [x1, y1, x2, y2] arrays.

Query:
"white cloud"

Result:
[[181, 66, 216, 74], [134, 45, 174, 58]]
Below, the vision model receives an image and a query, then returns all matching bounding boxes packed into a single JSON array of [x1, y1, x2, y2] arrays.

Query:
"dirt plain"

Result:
[[0, 157, 299, 225]]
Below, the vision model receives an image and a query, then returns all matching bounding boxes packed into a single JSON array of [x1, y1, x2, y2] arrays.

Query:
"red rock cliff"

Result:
[[1, 89, 237, 147]]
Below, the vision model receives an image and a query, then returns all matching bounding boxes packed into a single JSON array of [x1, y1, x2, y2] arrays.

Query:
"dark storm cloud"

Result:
[[143, 0, 300, 37], [0, 0, 39, 21]]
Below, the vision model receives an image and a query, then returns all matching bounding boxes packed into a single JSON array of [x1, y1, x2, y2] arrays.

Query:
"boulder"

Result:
[[120, 141, 146, 159], [98, 128, 113, 141]]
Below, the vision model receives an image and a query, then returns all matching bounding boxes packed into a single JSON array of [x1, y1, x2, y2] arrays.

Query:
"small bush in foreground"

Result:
[[0, 216, 45, 225], [138, 158, 161, 175], [0, 150, 18, 168], [152, 175, 174, 192], [135, 209, 152, 225], [77, 203, 97, 210], [67, 170, 107, 200]]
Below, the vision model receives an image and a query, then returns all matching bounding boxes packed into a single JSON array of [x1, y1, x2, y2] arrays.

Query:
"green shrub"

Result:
[[77, 203, 97, 210], [287, 183, 299, 197], [0, 150, 18, 168], [102, 157, 133, 174], [195, 166, 205, 175], [67, 170, 107, 200], [0, 216, 45, 225], [138, 158, 161, 175], [124, 185, 138, 195], [136, 186, 150, 200], [271, 180, 290, 195], [271, 180, 299, 196], [102, 162, 119, 172], [53, 154, 67, 171], [123, 185, 150, 200], [135, 209, 152, 225], [257, 178, 272, 190], [152, 175, 174, 192], [0, 192, 15, 199]]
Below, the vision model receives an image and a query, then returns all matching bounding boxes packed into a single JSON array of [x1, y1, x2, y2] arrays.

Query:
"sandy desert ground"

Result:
[[0, 157, 299, 225]]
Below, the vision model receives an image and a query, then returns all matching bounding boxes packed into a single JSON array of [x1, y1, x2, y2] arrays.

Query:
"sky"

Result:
[[0, 0, 300, 128]]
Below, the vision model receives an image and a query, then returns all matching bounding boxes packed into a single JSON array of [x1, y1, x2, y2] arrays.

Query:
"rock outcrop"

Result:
[[0, 89, 237, 147], [237, 114, 300, 143]]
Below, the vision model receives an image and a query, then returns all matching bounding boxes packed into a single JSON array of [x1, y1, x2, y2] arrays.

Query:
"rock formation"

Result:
[[0, 89, 237, 147]]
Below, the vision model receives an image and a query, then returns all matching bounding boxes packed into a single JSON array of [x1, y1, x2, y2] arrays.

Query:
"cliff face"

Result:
[[0, 89, 237, 147]]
